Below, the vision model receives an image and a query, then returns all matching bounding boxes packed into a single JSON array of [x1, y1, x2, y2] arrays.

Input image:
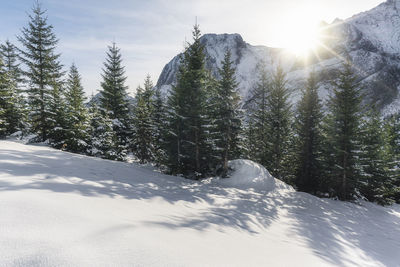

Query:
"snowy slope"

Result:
[[157, 0, 400, 114], [1, 140, 400, 266]]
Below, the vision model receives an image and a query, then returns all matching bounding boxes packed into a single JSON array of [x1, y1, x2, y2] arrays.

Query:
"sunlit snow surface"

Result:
[[0, 141, 399, 266]]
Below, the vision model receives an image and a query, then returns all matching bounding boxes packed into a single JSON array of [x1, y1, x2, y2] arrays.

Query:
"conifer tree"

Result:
[[294, 71, 323, 193], [88, 101, 118, 160], [165, 24, 210, 178], [0, 58, 10, 138], [48, 82, 68, 148], [100, 42, 131, 159], [132, 75, 155, 163], [383, 114, 400, 203], [152, 86, 167, 166], [18, 3, 64, 141], [359, 108, 393, 205], [265, 66, 292, 181], [64, 64, 90, 153], [214, 50, 242, 176], [322, 61, 363, 200], [247, 64, 270, 166]]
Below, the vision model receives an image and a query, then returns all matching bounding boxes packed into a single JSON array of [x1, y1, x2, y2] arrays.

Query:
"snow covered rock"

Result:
[[218, 159, 293, 192]]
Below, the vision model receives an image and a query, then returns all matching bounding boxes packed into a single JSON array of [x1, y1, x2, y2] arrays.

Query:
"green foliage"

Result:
[[100, 43, 131, 160], [294, 71, 323, 193], [322, 61, 363, 200], [64, 64, 90, 153], [18, 3, 64, 141]]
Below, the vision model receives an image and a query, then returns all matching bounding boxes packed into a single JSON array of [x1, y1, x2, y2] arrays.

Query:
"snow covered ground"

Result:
[[0, 140, 399, 267]]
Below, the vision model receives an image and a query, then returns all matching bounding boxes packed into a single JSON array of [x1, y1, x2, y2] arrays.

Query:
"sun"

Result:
[[274, 8, 323, 57]]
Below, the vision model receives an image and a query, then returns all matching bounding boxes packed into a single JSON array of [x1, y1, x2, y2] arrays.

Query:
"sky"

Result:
[[0, 0, 385, 96]]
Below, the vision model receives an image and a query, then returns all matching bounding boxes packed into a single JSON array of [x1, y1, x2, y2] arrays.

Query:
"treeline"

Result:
[[0, 4, 399, 205]]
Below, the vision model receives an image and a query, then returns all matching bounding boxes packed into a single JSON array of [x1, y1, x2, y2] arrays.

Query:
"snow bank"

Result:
[[218, 159, 293, 192]]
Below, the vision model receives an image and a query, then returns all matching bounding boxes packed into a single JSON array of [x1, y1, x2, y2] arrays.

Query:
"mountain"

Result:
[[156, 0, 400, 115]]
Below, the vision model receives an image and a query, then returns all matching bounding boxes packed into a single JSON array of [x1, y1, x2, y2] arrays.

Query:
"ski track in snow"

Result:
[[0, 140, 399, 267]]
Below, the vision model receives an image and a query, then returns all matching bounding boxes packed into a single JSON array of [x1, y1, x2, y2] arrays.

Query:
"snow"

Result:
[[1, 140, 399, 266]]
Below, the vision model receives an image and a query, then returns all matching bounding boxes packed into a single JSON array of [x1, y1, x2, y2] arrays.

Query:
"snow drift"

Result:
[[218, 159, 293, 192], [1, 141, 399, 267]]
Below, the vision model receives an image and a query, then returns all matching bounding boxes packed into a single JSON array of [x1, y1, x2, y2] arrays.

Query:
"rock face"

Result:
[[156, 0, 400, 115]]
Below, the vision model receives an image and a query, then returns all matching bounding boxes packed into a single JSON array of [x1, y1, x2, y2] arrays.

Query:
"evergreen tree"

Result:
[[165, 24, 209, 178], [152, 86, 167, 166], [294, 71, 323, 193], [88, 101, 118, 160], [383, 114, 400, 203], [359, 108, 393, 205], [322, 61, 363, 200], [64, 64, 90, 153], [99, 42, 131, 159], [265, 65, 293, 181], [132, 75, 155, 163], [0, 58, 10, 138], [18, 3, 64, 141], [48, 82, 68, 148], [214, 50, 242, 176], [247, 63, 270, 166]]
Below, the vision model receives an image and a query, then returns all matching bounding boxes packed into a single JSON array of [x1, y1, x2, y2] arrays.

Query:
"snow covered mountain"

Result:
[[156, 0, 400, 115], [1, 140, 399, 266]]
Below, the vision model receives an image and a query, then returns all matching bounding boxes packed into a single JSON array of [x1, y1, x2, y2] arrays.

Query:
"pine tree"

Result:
[[99, 42, 131, 159], [359, 108, 393, 205], [247, 63, 270, 166], [165, 24, 209, 178], [0, 57, 10, 138], [322, 61, 363, 200], [132, 75, 155, 163], [294, 71, 323, 193], [152, 86, 167, 166], [48, 82, 68, 148], [383, 114, 400, 203], [64, 64, 90, 153], [18, 3, 64, 141], [214, 50, 242, 176], [265, 65, 293, 181], [88, 101, 118, 160]]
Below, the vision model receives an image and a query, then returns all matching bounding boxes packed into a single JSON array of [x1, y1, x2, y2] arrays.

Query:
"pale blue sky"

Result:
[[0, 0, 384, 96]]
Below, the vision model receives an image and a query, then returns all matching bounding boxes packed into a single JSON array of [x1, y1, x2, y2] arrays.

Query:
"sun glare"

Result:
[[276, 8, 323, 57]]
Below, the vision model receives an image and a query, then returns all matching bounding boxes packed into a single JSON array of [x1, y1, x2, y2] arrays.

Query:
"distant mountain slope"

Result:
[[156, 0, 400, 115]]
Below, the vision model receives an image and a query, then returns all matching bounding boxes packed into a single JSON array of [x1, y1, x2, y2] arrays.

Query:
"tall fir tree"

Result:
[[64, 64, 90, 153], [100, 42, 131, 160], [214, 50, 242, 176], [265, 65, 293, 181], [88, 100, 118, 160], [383, 114, 400, 203], [18, 2, 64, 141], [166, 24, 210, 178], [47, 81, 68, 148], [132, 75, 155, 163], [322, 61, 363, 200], [247, 63, 270, 166], [294, 71, 323, 193], [0, 57, 10, 138], [152, 86, 167, 166], [359, 108, 393, 205]]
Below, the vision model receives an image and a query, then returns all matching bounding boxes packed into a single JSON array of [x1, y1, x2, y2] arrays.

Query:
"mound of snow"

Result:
[[218, 159, 293, 192]]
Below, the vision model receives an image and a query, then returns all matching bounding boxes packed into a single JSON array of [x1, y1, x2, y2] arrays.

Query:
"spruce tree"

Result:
[[0, 58, 10, 138], [359, 108, 393, 205], [64, 64, 90, 153], [294, 71, 323, 193], [166, 24, 209, 178], [383, 114, 400, 203], [88, 101, 118, 160], [132, 75, 155, 163], [246, 63, 270, 166], [48, 82, 68, 148], [18, 3, 64, 141], [323, 61, 363, 200], [100, 42, 131, 159], [214, 50, 242, 176], [152, 86, 167, 166], [265, 66, 292, 181]]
